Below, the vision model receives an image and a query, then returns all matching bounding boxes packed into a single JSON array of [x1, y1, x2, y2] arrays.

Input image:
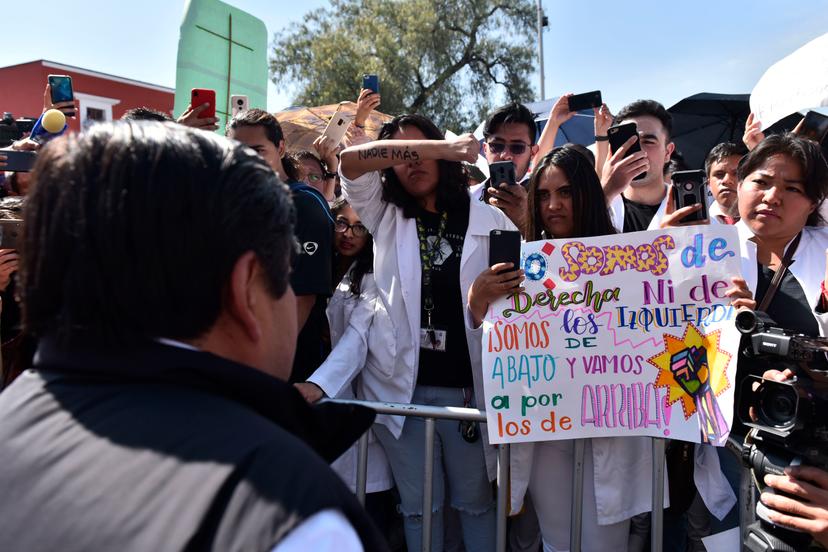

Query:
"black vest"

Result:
[[0, 339, 389, 551]]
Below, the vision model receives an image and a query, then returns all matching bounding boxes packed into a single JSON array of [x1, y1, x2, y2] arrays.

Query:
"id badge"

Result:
[[419, 328, 447, 352]]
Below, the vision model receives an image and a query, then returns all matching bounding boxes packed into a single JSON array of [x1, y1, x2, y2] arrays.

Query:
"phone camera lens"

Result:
[[683, 182, 694, 191], [237, 99, 243, 105]]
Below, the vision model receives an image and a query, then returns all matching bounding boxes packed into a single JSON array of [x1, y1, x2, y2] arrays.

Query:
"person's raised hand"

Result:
[[177, 103, 220, 131], [659, 184, 708, 228], [43, 84, 78, 119], [11, 138, 39, 152], [594, 103, 613, 137], [600, 135, 648, 200], [312, 135, 340, 171], [446, 133, 479, 163], [743, 112, 765, 151], [0, 249, 19, 292], [487, 184, 528, 235], [724, 276, 756, 310], [468, 263, 524, 327], [0, 153, 6, 170], [549, 93, 576, 127], [294, 382, 325, 403], [761, 465, 828, 548], [355, 89, 381, 128]]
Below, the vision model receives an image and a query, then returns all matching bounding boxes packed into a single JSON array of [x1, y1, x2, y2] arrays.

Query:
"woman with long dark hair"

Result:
[[339, 114, 517, 552], [470, 146, 661, 552]]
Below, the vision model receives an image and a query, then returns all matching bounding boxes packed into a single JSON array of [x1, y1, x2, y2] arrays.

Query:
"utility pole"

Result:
[[536, 0, 549, 100]]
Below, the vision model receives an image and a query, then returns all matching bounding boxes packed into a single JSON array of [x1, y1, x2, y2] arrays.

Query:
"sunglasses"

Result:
[[487, 141, 529, 155], [334, 219, 369, 237]]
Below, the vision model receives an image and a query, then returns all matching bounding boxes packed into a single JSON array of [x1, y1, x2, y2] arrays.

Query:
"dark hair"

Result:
[[483, 103, 537, 145], [665, 149, 688, 177], [613, 99, 672, 139], [561, 142, 595, 167], [283, 150, 323, 182], [331, 198, 374, 296], [22, 121, 296, 346], [377, 114, 470, 218], [737, 133, 828, 226], [526, 146, 616, 240], [227, 108, 285, 150], [120, 107, 173, 122], [704, 142, 747, 177]]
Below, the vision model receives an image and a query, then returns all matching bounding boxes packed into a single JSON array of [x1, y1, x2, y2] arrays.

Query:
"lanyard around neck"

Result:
[[415, 211, 448, 317]]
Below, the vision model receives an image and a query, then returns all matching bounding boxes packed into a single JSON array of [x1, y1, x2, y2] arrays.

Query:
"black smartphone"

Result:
[[607, 122, 646, 181], [0, 219, 22, 250], [488, 160, 516, 187], [489, 229, 521, 271], [568, 90, 602, 112], [800, 111, 828, 144], [1, 150, 37, 172], [48, 74, 74, 103], [362, 74, 379, 95], [671, 170, 709, 223]]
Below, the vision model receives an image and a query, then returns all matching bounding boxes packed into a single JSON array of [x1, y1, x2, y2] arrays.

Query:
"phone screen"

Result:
[[48, 75, 74, 103], [489, 229, 521, 271], [801, 111, 828, 143]]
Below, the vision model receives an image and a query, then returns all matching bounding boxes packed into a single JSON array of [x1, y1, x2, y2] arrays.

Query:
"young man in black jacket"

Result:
[[0, 121, 386, 552]]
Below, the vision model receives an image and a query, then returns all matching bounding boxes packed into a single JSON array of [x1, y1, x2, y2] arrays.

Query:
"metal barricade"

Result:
[[327, 398, 670, 552]]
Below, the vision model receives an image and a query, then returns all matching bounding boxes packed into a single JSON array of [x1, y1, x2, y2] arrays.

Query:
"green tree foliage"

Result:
[[270, 0, 536, 131]]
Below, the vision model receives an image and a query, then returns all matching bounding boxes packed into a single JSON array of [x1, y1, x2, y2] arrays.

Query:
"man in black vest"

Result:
[[0, 121, 387, 551]]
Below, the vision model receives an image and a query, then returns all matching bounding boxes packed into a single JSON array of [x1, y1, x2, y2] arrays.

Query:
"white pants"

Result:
[[529, 440, 630, 552]]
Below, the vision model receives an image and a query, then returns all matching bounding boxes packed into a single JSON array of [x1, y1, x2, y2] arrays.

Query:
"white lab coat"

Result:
[[307, 267, 393, 494], [608, 186, 671, 233], [341, 169, 517, 481]]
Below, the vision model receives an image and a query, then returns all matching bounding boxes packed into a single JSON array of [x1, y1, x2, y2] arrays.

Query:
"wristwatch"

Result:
[[594, 135, 609, 142]]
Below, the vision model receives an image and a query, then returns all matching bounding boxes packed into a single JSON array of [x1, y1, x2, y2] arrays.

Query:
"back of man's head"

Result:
[[614, 99, 672, 139], [22, 121, 295, 347], [121, 107, 174, 122], [484, 103, 538, 145], [227, 108, 284, 150]]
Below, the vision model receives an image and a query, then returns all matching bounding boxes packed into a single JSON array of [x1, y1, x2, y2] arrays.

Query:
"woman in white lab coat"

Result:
[[469, 146, 666, 552], [339, 114, 516, 552], [294, 199, 394, 517]]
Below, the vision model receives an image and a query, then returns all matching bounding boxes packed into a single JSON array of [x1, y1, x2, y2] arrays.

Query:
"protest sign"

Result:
[[482, 226, 743, 445]]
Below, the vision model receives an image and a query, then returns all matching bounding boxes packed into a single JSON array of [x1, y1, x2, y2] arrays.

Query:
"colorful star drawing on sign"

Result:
[[648, 323, 731, 421]]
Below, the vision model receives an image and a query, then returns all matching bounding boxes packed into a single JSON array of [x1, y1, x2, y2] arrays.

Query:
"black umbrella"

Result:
[[668, 93, 750, 169]]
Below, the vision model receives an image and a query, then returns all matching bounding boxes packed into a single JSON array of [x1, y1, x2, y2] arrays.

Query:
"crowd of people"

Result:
[[1, 79, 828, 552]]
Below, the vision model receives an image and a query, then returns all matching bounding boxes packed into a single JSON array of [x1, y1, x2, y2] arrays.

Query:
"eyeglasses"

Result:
[[486, 141, 529, 155], [334, 219, 369, 237]]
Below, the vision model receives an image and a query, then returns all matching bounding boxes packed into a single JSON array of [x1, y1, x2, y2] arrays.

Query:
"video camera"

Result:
[[735, 309, 828, 552], [0, 113, 36, 148]]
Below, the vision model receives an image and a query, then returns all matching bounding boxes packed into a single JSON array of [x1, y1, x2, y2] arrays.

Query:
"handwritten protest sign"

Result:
[[482, 226, 743, 445]]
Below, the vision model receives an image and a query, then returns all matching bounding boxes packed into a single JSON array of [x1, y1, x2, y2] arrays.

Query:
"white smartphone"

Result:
[[321, 104, 354, 148], [230, 95, 249, 116]]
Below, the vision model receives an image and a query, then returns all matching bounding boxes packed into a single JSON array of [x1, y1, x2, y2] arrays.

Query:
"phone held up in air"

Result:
[[230, 95, 249, 117], [568, 90, 602, 112], [488, 160, 517, 187], [321, 104, 354, 149], [671, 170, 709, 223], [607, 122, 646, 181], [489, 229, 522, 274], [48, 74, 75, 116], [2, 150, 37, 172], [362, 74, 379, 95], [191, 88, 216, 118], [800, 110, 828, 152], [0, 219, 23, 250]]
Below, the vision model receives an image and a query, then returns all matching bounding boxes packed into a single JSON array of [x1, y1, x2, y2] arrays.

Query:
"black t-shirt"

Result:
[[622, 196, 660, 233], [415, 205, 473, 388], [288, 182, 334, 383]]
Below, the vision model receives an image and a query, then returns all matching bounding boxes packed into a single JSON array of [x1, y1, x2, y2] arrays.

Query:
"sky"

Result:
[[2, 0, 828, 129]]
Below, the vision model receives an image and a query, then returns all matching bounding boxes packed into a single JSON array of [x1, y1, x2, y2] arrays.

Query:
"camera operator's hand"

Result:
[[11, 138, 40, 152], [724, 277, 757, 310], [762, 465, 828, 548], [177, 103, 220, 132], [0, 153, 6, 169], [0, 249, 19, 292], [294, 382, 325, 403], [43, 84, 78, 119]]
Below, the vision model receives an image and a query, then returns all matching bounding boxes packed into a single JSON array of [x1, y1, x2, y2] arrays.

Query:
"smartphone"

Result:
[[230, 94, 249, 117], [607, 122, 646, 181], [489, 229, 522, 272], [362, 74, 379, 95], [0, 219, 22, 250], [800, 111, 828, 144], [191, 88, 216, 118], [1, 151, 37, 172], [321, 105, 353, 149], [671, 170, 709, 223], [48, 75, 75, 116], [568, 90, 602, 112], [488, 161, 516, 187]]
